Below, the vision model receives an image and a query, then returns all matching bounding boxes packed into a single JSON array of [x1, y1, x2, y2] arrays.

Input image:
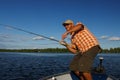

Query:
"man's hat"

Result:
[[62, 20, 73, 26]]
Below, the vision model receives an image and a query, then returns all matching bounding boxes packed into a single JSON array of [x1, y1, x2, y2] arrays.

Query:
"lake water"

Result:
[[0, 52, 120, 80]]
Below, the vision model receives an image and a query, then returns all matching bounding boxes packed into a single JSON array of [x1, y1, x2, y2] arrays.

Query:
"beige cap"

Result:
[[62, 20, 73, 26]]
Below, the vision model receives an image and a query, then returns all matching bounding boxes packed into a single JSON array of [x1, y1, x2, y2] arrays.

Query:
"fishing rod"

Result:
[[0, 24, 60, 42]]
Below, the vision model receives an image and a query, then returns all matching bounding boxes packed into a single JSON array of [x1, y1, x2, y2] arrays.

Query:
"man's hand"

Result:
[[62, 32, 69, 40], [59, 40, 68, 46]]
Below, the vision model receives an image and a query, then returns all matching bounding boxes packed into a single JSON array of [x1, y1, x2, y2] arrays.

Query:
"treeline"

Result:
[[101, 47, 120, 53], [0, 47, 120, 53], [0, 48, 69, 53]]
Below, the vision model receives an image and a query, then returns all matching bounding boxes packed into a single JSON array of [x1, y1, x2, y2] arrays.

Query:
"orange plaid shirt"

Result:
[[71, 24, 99, 53]]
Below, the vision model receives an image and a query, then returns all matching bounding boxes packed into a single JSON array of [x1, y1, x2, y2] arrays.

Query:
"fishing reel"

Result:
[[59, 41, 68, 46]]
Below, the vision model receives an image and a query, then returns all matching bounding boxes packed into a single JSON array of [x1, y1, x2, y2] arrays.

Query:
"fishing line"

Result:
[[0, 24, 60, 42]]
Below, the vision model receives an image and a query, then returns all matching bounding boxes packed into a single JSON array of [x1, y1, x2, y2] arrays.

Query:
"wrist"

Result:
[[65, 31, 69, 35], [65, 44, 70, 48]]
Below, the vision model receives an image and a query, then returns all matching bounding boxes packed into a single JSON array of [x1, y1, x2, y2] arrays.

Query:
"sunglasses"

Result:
[[63, 23, 70, 26]]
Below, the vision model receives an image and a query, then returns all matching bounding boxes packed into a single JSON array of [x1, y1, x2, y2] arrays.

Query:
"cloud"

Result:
[[99, 36, 108, 39], [32, 36, 57, 41], [99, 35, 120, 41], [0, 43, 7, 49], [0, 33, 32, 43], [108, 37, 120, 41], [50, 36, 55, 39], [0, 33, 16, 42], [0, 33, 9, 38], [5, 26, 14, 30], [33, 36, 45, 40]]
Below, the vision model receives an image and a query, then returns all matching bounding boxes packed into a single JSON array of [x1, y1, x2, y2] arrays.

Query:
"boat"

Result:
[[41, 57, 114, 80]]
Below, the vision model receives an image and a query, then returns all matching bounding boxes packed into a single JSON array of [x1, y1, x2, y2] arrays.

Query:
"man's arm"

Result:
[[65, 45, 78, 54], [59, 41, 78, 54], [67, 23, 84, 34], [62, 23, 84, 40]]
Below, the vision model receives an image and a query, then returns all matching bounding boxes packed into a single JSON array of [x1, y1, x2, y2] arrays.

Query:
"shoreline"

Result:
[[0, 47, 120, 53]]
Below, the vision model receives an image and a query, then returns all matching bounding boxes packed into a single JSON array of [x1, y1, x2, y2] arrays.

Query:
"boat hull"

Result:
[[41, 71, 113, 80]]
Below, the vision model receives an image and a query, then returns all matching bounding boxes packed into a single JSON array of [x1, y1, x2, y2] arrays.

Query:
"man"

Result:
[[60, 20, 101, 80]]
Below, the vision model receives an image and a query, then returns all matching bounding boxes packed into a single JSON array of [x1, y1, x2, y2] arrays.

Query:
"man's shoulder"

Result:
[[76, 22, 83, 26]]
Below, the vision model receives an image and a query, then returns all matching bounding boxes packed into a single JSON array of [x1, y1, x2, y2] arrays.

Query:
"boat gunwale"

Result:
[[40, 71, 115, 80], [40, 71, 70, 80]]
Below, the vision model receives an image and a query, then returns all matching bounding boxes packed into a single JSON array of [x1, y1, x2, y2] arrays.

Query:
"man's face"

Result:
[[64, 23, 73, 31]]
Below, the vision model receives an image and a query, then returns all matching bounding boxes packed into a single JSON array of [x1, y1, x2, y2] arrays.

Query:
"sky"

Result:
[[0, 0, 120, 49]]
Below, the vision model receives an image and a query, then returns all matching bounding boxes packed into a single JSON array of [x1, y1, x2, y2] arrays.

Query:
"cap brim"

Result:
[[62, 23, 70, 26]]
